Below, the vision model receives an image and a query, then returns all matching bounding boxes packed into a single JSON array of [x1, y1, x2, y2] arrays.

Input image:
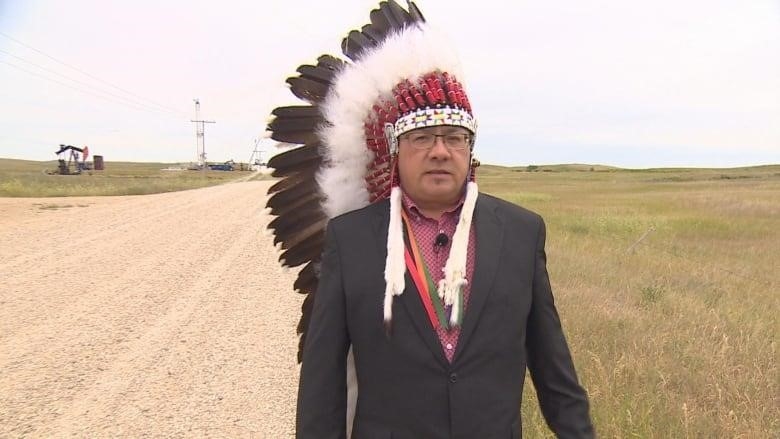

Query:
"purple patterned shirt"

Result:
[[402, 191, 476, 362]]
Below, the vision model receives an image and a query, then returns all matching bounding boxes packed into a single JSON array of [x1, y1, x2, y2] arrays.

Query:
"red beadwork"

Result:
[[372, 154, 390, 166], [405, 80, 422, 106], [423, 76, 437, 104], [419, 80, 429, 92], [399, 87, 417, 110], [433, 76, 445, 102], [447, 90, 458, 105], [373, 104, 388, 122], [412, 88, 426, 107], [395, 94, 409, 113], [387, 107, 399, 121], [456, 80, 469, 109], [442, 73, 459, 107]]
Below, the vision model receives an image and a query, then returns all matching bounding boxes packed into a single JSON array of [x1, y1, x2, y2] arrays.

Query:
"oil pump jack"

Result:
[[55, 144, 90, 175]]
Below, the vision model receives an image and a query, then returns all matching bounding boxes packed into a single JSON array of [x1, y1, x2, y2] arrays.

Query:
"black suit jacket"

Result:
[[297, 194, 594, 439]]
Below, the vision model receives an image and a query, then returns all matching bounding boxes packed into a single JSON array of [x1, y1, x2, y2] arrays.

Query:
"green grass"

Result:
[[475, 164, 780, 437], [3, 157, 776, 435], [0, 158, 256, 197]]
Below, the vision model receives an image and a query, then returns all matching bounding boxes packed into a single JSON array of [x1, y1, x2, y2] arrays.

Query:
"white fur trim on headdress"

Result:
[[383, 186, 406, 324], [439, 181, 479, 326]]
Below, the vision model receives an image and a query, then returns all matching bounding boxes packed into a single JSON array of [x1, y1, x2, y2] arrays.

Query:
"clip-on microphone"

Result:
[[434, 232, 449, 249]]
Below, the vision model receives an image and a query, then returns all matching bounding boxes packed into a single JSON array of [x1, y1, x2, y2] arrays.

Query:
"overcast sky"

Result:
[[1, 0, 778, 168]]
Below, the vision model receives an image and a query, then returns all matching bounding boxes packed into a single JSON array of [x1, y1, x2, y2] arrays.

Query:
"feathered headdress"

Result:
[[266, 0, 478, 361]]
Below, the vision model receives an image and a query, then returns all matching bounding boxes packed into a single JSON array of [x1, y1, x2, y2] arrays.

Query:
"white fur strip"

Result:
[[439, 182, 478, 325], [383, 186, 406, 323]]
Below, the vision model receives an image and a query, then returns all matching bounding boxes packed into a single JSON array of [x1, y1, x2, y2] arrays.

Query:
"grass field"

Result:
[[475, 164, 779, 437], [0, 158, 261, 197], [1, 158, 777, 436]]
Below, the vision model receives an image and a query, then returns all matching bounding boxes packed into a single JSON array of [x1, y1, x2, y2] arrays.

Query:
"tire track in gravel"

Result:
[[0, 180, 303, 438]]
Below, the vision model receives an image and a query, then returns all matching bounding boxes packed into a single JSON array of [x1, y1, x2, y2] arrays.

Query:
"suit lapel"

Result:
[[453, 196, 503, 364], [372, 204, 449, 369]]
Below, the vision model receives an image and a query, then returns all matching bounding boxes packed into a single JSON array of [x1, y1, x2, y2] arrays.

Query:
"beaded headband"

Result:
[[386, 106, 477, 155]]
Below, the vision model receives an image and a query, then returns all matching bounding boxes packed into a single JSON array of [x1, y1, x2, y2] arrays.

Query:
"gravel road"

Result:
[[0, 180, 302, 438]]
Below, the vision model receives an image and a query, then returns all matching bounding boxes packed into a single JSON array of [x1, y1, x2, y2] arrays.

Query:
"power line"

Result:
[[0, 60, 173, 115], [0, 49, 182, 116], [0, 30, 189, 117]]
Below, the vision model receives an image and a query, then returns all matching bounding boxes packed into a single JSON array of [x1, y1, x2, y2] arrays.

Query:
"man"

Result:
[[264, 2, 594, 438]]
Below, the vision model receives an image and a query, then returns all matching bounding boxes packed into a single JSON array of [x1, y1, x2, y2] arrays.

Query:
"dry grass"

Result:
[[0, 158, 253, 197], [476, 165, 780, 437], [3, 157, 776, 436]]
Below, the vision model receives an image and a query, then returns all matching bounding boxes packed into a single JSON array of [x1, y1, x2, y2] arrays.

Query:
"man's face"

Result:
[[397, 125, 472, 209]]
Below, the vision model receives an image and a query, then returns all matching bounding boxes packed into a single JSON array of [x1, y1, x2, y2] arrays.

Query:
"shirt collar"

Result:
[[401, 187, 467, 222]]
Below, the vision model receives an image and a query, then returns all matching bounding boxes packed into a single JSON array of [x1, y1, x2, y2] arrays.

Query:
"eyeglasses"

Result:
[[401, 132, 472, 150]]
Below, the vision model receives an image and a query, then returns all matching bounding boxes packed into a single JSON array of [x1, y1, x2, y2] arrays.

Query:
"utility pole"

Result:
[[248, 137, 266, 168], [191, 99, 215, 169]]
